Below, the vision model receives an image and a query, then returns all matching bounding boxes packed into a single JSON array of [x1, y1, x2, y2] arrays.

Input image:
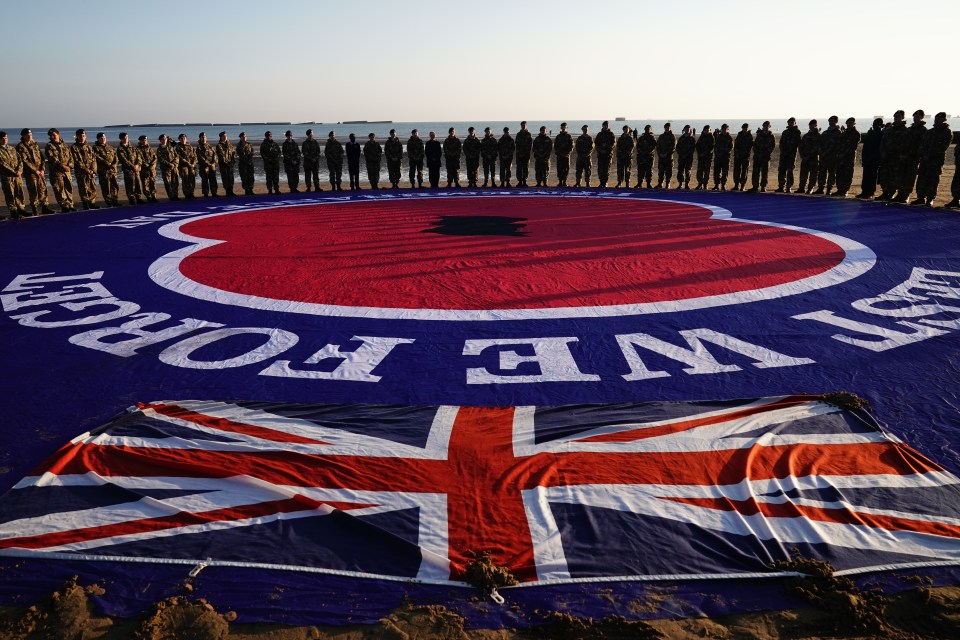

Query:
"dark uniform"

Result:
[[777, 120, 802, 192], [425, 133, 443, 188], [94, 134, 121, 206], [636, 127, 657, 188], [406, 131, 424, 188], [835, 119, 861, 197], [236, 134, 255, 195], [346, 134, 362, 190], [325, 133, 344, 191], [156, 136, 180, 201], [442, 129, 461, 187], [656, 125, 676, 189], [815, 118, 841, 194], [215, 133, 236, 196], [462, 128, 481, 187], [712, 126, 732, 190], [532, 127, 553, 187], [514, 123, 533, 186], [554, 125, 573, 186], [118, 135, 144, 204], [695, 127, 714, 190], [45, 130, 75, 211], [675, 127, 695, 189], [480, 128, 498, 187], [175, 136, 197, 199], [137, 137, 158, 202], [364, 134, 383, 189], [857, 119, 883, 199], [281, 131, 301, 192], [797, 123, 821, 194], [301, 131, 321, 192], [0, 132, 26, 218], [574, 126, 594, 187], [71, 130, 99, 209], [615, 127, 635, 187], [947, 141, 960, 209], [384, 130, 403, 188], [894, 111, 927, 203], [877, 114, 907, 200], [732, 124, 753, 190], [260, 133, 282, 194], [912, 113, 952, 206], [749, 123, 775, 192], [594, 122, 615, 187], [498, 128, 515, 187]]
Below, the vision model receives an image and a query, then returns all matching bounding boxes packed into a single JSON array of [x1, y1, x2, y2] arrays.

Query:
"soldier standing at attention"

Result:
[[345, 133, 362, 190], [442, 127, 462, 188], [532, 125, 553, 187], [301, 129, 321, 192], [553, 122, 573, 187], [364, 133, 383, 189], [137, 135, 158, 203], [175, 133, 197, 200], [911, 112, 952, 207], [116, 132, 144, 205], [260, 131, 281, 195], [893, 109, 927, 203], [480, 127, 498, 187], [216, 131, 236, 197], [384, 129, 403, 189], [856, 118, 884, 199], [45, 128, 75, 212], [748, 121, 775, 193], [574, 124, 594, 188], [655, 123, 676, 189], [282, 130, 301, 193], [814, 116, 841, 195], [712, 124, 732, 191], [695, 125, 714, 190], [675, 125, 696, 190], [732, 123, 753, 191], [796, 120, 821, 194], [594, 120, 615, 187], [16, 129, 54, 215], [877, 110, 906, 200], [514, 121, 533, 187], [462, 127, 481, 187], [635, 125, 657, 188], [776, 117, 802, 193], [325, 131, 344, 191], [0, 131, 27, 219], [615, 125, 635, 188], [406, 129, 424, 188], [236, 132, 255, 195], [498, 127, 516, 187], [156, 135, 180, 201], [425, 131, 443, 189], [71, 129, 99, 210], [197, 131, 221, 197], [835, 117, 861, 198], [93, 132, 120, 207], [945, 139, 960, 209]]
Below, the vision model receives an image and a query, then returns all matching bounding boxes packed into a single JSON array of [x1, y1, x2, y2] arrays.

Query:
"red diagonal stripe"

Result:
[[140, 402, 331, 445]]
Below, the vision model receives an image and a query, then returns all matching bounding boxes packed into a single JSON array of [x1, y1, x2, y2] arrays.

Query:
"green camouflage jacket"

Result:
[[71, 142, 97, 173], [919, 123, 952, 165], [532, 133, 553, 161], [733, 130, 753, 159], [779, 126, 802, 154], [45, 140, 73, 171], [364, 140, 383, 163], [656, 131, 676, 158], [156, 143, 179, 171], [714, 132, 733, 157], [676, 133, 696, 160], [384, 137, 403, 162], [838, 127, 860, 160], [798, 130, 820, 160], [636, 132, 657, 157], [574, 133, 594, 157], [216, 141, 236, 166], [616, 132, 635, 159], [880, 121, 906, 162], [138, 143, 157, 169], [236, 141, 254, 165], [282, 139, 301, 166], [594, 129, 615, 156], [498, 134, 516, 160], [0, 144, 22, 176], [818, 126, 842, 160], [260, 139, 281, 165], [406, 136, 424, 162], [196, 142, 217, 171], [16, 140, 44, 173], [175, 142, 197, 167], [515, 128, 533, 157], [480, 134, 498, 160], [301, 138, 321, 162], [117, 144, 142, 170], [442, 135, 461, 159], [900, 121, 927, 161], [554, 131, 573, 157], [94, 142, 118, 173], [324, 139, 344, 162], [752, 130, 775, 161], [695, 133, 714, 158]]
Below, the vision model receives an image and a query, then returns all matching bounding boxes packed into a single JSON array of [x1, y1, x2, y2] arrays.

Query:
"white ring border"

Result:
[[148, 193, 876, 322]]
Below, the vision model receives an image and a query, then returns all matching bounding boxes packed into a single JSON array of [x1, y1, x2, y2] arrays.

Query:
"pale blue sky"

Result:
[[1, 0, 956, 126]]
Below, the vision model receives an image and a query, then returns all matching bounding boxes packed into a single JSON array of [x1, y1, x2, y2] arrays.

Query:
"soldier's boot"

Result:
[[910, 197, 928, 206], [775, 186, 784, 193], [892, 193, 909, 203], [944, 199, 960, 209], [41, 204, 55, 215]]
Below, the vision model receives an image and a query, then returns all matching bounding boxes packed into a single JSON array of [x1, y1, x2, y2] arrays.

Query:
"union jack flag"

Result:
[[1, 395, 959, 584]]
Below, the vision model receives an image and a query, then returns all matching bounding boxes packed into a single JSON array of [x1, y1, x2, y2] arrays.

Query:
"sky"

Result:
[[1, 0, 957, 126]]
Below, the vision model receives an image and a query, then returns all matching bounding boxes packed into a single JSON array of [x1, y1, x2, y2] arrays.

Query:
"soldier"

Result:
[[655, 123, 676, 189], [554, 122, 573, 187], [175, 133, 198, 200], [406, 129, 424, 188], [137, 135, 158, 203], [260, 131, 281, 195], [893, 109, 927, 203], [384, 129, 403, 189], [71, 129, 99, 210], [796, 120, 821, 194], [911, 112, 952, 207], [835, 117, 861, 197], [346, 133, 362, 190], [216, 131, 237, 197], [615, 125, 635, 188], [732, 123, 753, 191], [498, 127, 516, 187], [515, 121, 533, 187], [364, 132, 383, 189], [93, 132, 120, 207], [814, 115, 841, 195], [695, 125, 714, 190], [712, 124, 733, 191], [594, 121, 615, 187], [946, 139, 960, 209], [0, 131, 27, 219], [282, 130, 301, 193], [748, 121, 775, 193], [237, 132, 255, 195], [480, 127, 498, 187], [877, 110, 906, 200], [441, 127, 461, 188], [115, 133, 143, 205], [425, 131, 443, 188], [301, 129, 321, 192], [16, 129, 55, 215], [636, 125, 657, 188], [156, 135, 180, 200], [776, 117, 802, 193], [462, 127, 481, 187], [45, 128, 75, 212], [532, 125, 553, 187], [325, 131, 344, 191], [856, 118, 884, 199], [675, 125, 696, 190], [574, 124, 594, 187]]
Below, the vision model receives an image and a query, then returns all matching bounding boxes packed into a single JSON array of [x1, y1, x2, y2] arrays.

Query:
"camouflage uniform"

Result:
[[175, 140, 197, 199], [216, 139, 236, 196], [16, 140, 51, 212], [282, 137, 301, 192], [462, 133, 481, 187], [93, 141, 120, 205], [45, 138, 74, 210], [797, 129, 821, 194], [951, 142, 960, 206], [0, 142, 26, 217], [895, 120, 927, 201], [675, 131, 696, 189], [574, 131, 594, 187], [71, 140, 99, 208], [554, 130, 573, 186], [324, 137, 344, 190], [713, 130, 733, 190], [877, 121, 906, 199], [615, 131, 635, 187], [406, 135, 424, 187], [594, 127, 615, 187], [236, 138, 255, 195], [364, 138, 383, 189], [732, 129, 753, 190], [442, 134, 461, 187], [777, 124, 802, 191], [532, 131, 553, 187], [138, 141, 158, 201], [117, 142, 144, 203], [384, 136, 403, 188], [656, 130, 676, 188], [515, 126, 533, 186], [156, 140, 180, 200], [695, 132, 714, 189], [750, 129, 775, 191], [835, 125, 861, 196], [480, 132, 498, 187], [498, 132, 515, 186], [260, 137, 282, 194], [815, 124, 841, 194], [913, 121, 952, 204], [636, 130, 657, 188], [301, 137, 322, 191], [196, 139, 218, 196]]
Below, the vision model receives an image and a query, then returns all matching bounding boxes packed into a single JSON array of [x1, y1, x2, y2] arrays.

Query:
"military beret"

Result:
[[602, 120, 609, 127], [219, 131, 227, 137], [914, 109, 925, 117], [198, 132, 206, 138], [449, 127, 454, 133], [285, 130, 293, 137], [740, 123, 748, 129], [75, 128, 85, 136], [239, 131, 246, 137], [936, 112, 947, 120], [158, 135, 166, 141], [119, 132, 128, 138], [389, 129, 395, 135], [560, 122, 567, 128], [330, 131, 336, 137], [828, 115, 839, 123], [0, 131, 6, 138], [412, 128, 418, 134], [787, 117, 796, 124], [264, 131, 271, 136], [468, 127, 474, 133], [96, 132, 105, 138], [845, 117, 855, 125], [873, 117, 884, 127], [305, 129, 313, 135], [20, 128, 31, 136], [178, 133, 187, 139], [504, 127, 510, 132], [138, 135, 147, 141], [763, 121, 770, 127], [894, 110, 905, 118], [581, 125, 588, 131], [47, 128, 59, 135]]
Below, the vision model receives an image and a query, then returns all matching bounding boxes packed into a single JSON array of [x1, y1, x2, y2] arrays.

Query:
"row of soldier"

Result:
[[1, 112, 958, 219]]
